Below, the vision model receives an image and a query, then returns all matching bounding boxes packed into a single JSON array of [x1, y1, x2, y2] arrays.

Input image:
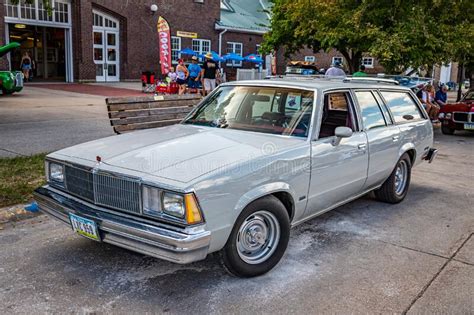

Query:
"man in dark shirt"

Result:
[[435, 85, 448, 107], [201, 53, 219, 95]]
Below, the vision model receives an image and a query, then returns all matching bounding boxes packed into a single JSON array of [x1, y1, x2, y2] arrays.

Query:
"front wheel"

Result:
[[374, 153, 412, 204], [220, 195, 290, 277], [441, 125, 455, 135]]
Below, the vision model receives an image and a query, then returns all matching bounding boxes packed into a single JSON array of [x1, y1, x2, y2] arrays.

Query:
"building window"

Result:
[[332, 56, 343, 65], [55, 1, 69, 24], [305, 56, 316, 62], [38, 0, 53, 21], [362, 57, 374, 68], [5, 0, 71, 24], [192, 39, 211, 60], [171, 36, 181, 64], [93, 11, 118, 30], [19, 1, 36, 20], [226, 42, 243, 67]]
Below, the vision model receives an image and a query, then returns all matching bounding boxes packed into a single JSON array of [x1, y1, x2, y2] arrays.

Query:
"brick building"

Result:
[[1, 0, 384, 83]]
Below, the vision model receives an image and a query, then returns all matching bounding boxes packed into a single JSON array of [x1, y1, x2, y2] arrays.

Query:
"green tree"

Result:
[[262, 0, 472, 75]]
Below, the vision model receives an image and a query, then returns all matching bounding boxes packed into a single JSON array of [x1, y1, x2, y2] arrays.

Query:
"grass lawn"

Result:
[[0, 153, 47, 207]]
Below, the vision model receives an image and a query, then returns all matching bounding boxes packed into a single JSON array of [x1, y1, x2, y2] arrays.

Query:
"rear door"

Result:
[[353, 90, 401, 189]]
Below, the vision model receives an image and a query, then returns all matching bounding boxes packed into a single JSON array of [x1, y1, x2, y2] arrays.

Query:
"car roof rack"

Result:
[[266, 74, 400, 85]]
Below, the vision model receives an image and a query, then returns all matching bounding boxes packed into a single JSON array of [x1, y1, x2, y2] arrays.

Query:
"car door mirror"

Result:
[[333, 126, 353, 146]]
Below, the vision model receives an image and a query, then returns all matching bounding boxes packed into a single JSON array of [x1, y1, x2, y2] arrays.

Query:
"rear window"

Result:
[[380, 91, 423, 123]]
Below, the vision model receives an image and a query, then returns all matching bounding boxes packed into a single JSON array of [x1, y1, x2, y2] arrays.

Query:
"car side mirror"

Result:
[[333, 126, 353, 146]]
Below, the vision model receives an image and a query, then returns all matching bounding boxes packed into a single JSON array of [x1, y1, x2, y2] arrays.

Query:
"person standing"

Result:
[[176, 59, 189, 95], [187, 56, 202, 93], [435, 84, 448, 107], [325, 61, 346, 77], [20, 52, 32, 82], [201, 52, 219, 96], [353, 65, 367, 77]]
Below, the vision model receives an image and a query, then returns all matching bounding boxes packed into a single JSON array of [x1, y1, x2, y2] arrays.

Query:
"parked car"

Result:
[[34, 77, 437, 277], [438, 89, 474, 135], [285, 61, 319, 75], [0, 42, 24, 95]]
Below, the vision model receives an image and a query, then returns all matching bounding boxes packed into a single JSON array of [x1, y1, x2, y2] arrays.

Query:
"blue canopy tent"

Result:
[[179, 48, 197, 56], [199, 51, 225, 62], [222, 52, 244, 62], [243, 54, 264, 64]]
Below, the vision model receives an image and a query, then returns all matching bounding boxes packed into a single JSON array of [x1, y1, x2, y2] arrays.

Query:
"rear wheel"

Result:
[[221, 195, 290, 277], [375, 153, 412, 204], [441, 125, 455, 135]]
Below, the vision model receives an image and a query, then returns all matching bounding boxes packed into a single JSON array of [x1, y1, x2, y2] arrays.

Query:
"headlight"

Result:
[[163, 192, 185, 218], [438, 113, 445, 119], [446, 113, 452, 119], [141, 186, 203, 224], [48, 162, 64, 183], [142, 185, 203, 224], [142, 185, 161, 216]]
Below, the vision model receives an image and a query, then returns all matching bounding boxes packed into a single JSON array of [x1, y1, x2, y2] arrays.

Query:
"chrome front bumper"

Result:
[[33, 186, 211, 264]]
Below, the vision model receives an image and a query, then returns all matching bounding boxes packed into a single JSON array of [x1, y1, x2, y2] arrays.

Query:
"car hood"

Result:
[[53, 124, 302, 183]]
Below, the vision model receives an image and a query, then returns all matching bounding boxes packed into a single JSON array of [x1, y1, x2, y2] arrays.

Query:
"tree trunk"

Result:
[[339, 50, 361, 74], [457, 63, 464, 102]]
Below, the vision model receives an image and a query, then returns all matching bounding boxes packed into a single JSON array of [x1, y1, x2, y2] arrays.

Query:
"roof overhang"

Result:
[[215, 23, 267, 35]]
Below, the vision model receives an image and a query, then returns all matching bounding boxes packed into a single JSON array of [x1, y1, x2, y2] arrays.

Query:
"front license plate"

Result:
[[464, 123, 474, 130], [69, 213, 100, 241]]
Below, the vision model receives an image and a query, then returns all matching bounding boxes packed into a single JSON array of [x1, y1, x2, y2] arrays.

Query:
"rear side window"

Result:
[[355, 91, 386, 130], [380, 91, 423, 123]]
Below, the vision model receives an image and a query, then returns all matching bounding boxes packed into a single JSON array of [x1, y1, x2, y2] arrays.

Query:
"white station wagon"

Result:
[[35, 77, 437, 277]]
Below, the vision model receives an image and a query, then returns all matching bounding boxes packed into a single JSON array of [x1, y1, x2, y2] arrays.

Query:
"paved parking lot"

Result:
[[0, 130, 472, 314], [0, 86, 114, 157]]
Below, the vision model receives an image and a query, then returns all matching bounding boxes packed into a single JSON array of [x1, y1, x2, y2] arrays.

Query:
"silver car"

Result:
[[34, 77, 437, 277]]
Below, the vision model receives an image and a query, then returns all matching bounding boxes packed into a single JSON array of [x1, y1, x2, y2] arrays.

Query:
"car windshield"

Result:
[[183, 86, 314, 137]]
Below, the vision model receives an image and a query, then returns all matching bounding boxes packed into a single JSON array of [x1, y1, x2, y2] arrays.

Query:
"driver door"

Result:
[[305, 90, 369, 216]]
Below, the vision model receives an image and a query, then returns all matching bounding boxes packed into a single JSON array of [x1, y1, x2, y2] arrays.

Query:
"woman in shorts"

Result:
[[176, 59, 189, 95], [20, 52, 32, 81]]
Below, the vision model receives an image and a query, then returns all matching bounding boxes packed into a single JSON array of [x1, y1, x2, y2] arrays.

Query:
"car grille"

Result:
[[94, 172, 141, 214], [64, 165, 141, 214], [453, 112, 473, 123], [65, 165, 94, 201]]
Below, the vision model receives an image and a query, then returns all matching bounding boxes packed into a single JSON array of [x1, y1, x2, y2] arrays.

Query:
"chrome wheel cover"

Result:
[[394, 160, 408, 195], [236, 210, 280, 265]]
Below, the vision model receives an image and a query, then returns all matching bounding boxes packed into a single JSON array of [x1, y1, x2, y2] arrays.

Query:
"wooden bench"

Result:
[[106, 94, 202, 134]]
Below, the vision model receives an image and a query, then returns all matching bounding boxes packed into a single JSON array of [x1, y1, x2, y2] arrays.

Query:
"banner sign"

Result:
[[157, 16, 172, 75], [177, 31, 198, 38]]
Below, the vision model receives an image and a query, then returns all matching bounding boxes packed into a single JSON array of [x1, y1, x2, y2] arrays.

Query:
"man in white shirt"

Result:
[[325, 61, 346, 77]]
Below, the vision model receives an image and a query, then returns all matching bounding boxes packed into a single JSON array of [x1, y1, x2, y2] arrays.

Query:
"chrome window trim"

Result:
[[378, 89, 428, 125], [351, 88, 390, 131], [314, 88, 361, 141], [182, 84, 317, 141]]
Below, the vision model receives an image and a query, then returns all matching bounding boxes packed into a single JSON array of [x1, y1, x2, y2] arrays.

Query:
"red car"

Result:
[[439, 90, 474, 135]]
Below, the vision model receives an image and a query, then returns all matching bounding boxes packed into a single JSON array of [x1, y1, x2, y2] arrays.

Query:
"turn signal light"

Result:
[[185, 193, 203, 224]]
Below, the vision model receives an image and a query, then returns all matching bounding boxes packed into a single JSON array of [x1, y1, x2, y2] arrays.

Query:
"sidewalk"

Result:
[[27, 82, 143, 97]]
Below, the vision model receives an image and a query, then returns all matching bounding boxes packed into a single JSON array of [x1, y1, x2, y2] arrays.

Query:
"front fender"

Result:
[[234, 182, 296, 217]]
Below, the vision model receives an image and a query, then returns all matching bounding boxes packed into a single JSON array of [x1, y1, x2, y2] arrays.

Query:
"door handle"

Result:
[[392, 135, 400, 142], [358, 143, 367, 150]]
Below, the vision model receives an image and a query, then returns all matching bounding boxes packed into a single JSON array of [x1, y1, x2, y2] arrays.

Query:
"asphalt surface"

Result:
[[0, 86, 114, 157], [0, 130, 473, 314]]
